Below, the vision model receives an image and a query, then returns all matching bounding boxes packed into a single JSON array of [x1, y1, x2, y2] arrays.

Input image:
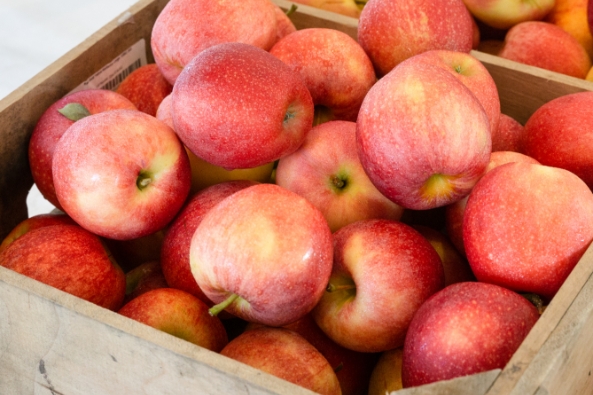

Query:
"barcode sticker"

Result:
[[70, 39, 148, 93]]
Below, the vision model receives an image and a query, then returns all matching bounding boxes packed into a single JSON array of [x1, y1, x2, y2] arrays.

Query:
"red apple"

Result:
[[155, 94, 275, 194], [356, 59, 491, 210], [0, 224, 126, 311], [118, 288, 228, 352], [402, 49, 501, 137], [160, 180, 258, 305], [463, 162, 593, 301], [275, 120, 403, 233], [521, 91, 593, 189], [150, 0, 279, 85], [28, 89, 137, 210], [220, 327, 341, 395], [462, 0, 555, 30], [248, 313, 380, 395], [172, 42, 314, 170], [189, 183, 333, 327], [357, 0, 474, 76], [115, 63, 172, 117], [498, 21, 592, 79], [312, 219, 445, 353], [0, 212, 76, 254], [270, 27, 376, 122], [445, 151, 540, 257], [52, 109, 191, 240], [124, 260, 168, 305], [401, 281, 540, 387], [492, 113, 525, 152]]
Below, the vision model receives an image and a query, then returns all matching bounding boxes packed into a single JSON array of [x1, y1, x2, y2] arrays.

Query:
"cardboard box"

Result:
[[1, 0, 593, 393]]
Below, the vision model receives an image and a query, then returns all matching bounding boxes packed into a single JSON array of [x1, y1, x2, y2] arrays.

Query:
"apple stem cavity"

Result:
[[521, 293, 546, 315], [58, 103, 92, 121], [331, 175, 347, 190], [136, 171, 153, 191], [209, 293, 239, 316]]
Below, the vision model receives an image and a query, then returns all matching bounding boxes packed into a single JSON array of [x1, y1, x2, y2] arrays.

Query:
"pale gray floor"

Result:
[[0, 0, 140, 217]]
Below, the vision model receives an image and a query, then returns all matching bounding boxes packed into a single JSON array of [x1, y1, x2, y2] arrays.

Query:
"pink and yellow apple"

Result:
[[498, 21, 592, 79], [521, 91, 593, 189], [0, 212, 76, 254], [401, 281, 540, 387], [368, 348, 404, 395], [463, 162, 593, 301], [150, 0, 279, 85], [190, 183, 333, 327], [275, 120, 403, 232], [28, 89, 137, 210], [312, 219, 445, 353], [357, 0, 474, 76], [118, 287, 228, 352], [356, 59, 491, 210], [52, 109, 191, 240], [172, 42, 314, 170], [545, 0, 593, 60], [221, 327, 341, 395], [270, 27, 376, 122]]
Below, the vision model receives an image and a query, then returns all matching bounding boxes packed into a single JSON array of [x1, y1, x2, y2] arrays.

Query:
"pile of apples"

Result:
[[4, 0, 593, 394]]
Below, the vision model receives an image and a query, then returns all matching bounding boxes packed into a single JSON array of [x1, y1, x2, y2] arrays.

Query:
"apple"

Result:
[[189, 183, 333, 327], [118, 287, 228, 352], [123, 260, 168, 305], [312, 219, 445, 353], [412, 225, 475, 286], [155, 94, 275, 194], [172, 42, 314, 171], [368, 348, 404, 395], [401, 281, 540, 387], [356, 58, 491, 210], [445, 151, 540, 257], [492, 113, 525, 152], [247, 313, 380, 395], [463, 162, 593, 301], [0, 224, 126, 311], [275, 120, 404, 233], [545, 0, 593, 60], [28, 89, 137, 210], [357, 0, 474, 76], [521, 91, 593, 189], [0, 212, 76, 254], [461, 0, 555, 30], [52, 109, 191, 240], [160, 180, 258, 305], [220, 326, 341, 395], [150, 0, 279, 85], [115, 63, 172, 117], [270, 27, 376, 122], [400, 49, 501, 137], [498, 21, 592, 79], [289, 0, 362, 18]]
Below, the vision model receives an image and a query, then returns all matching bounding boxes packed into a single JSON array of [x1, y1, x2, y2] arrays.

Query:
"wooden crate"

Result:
[[1, 0, 593, 393]]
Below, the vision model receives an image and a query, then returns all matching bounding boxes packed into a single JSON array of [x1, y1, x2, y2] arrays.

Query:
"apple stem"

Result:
[[285, 3, 297, 16], [209, 293, 239, 316], [136, 171, 153, 191], [326, 283, 355, 293]]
